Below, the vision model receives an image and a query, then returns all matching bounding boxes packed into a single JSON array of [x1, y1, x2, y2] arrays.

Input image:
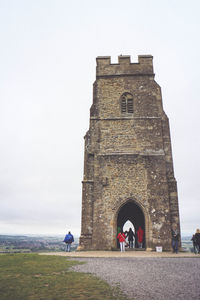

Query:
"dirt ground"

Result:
[[40, 250, 197, 258]]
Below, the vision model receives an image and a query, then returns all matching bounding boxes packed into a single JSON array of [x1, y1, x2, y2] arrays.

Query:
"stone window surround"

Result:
[[120, 92, 133, 114]]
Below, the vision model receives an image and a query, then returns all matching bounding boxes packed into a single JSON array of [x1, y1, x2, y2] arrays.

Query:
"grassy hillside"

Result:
[[0, 254, 127, 300]]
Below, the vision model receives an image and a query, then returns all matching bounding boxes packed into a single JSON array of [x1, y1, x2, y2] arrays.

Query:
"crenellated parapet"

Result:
[[96, 55, 154, 77]]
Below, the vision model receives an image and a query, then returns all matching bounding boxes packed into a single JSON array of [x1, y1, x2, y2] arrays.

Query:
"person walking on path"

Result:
[[63, 231, 74, 252], [137, 226, 144, 248], [117, 230, 126, 252], [194, 228, 200, 254], [127, 228, 135, 248], [171, 225, 180, 253]]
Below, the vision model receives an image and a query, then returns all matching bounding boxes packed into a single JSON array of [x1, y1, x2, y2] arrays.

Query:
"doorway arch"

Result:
[[117, 200, 145, 248], [123, 220, 135, 234]]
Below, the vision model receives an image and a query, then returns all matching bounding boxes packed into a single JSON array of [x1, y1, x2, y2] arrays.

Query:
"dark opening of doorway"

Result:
[[117, 201, 145, 248]]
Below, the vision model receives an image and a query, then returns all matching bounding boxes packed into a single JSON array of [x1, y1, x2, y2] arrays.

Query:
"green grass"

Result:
[[0, 254, 128, 300]]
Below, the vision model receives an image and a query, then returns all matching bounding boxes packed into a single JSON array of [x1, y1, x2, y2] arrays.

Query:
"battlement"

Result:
[[96, 55, 154, 77]]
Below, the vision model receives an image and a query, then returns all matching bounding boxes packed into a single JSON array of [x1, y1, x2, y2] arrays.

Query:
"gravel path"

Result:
[[71, 257, 200, 300]]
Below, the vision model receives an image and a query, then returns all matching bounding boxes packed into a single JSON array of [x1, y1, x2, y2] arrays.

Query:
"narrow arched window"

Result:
[[121, 95, 127, 113], [120, 93, 133, 114]]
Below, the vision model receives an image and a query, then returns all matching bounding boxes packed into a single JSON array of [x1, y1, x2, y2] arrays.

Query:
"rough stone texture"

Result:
[[79, 55, 181, 251]]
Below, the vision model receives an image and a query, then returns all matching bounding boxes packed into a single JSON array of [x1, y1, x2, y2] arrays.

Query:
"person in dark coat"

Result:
[[191, 234, 198, 254], [171, 225, 180, 253], [194, 228, 200, 254], [127, 228, 135, 248]]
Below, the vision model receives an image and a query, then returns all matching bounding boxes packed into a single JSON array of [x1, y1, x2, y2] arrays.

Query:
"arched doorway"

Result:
[[123, 220, 135, 233], [117, 201, 145, 248]]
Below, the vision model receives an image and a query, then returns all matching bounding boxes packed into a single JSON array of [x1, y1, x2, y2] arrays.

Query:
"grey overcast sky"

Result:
[[0, 0, 199, 237]]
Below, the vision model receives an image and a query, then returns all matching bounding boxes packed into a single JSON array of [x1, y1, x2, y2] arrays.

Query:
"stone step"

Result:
[[124, 248, 145, 251]]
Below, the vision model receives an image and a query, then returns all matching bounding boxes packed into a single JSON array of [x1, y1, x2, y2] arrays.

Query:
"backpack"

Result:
[[64, 234, 72, 243]]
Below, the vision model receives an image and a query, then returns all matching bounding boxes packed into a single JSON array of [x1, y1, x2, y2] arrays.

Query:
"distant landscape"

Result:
[[0, 235, 79, 253], [0, 235, 194, 253]]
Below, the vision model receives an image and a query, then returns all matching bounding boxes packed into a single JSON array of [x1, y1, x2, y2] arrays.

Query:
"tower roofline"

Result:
[[96, 55, 154, 77]]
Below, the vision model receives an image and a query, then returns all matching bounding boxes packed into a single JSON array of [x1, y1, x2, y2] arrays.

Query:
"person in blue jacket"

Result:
[[63, 231, 74, 252]]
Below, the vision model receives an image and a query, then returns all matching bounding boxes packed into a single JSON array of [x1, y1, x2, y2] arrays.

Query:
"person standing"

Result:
[[171, 225, 180, 253], [191, 234, 198, 254], [63, 231, 74, 252], [117, 230, 126, 252], [137, 226, 144, 248], [194, 228, 200, 254], [127, 228, 135, 248]]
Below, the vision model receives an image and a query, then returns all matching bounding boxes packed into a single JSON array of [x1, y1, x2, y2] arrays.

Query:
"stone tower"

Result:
[[79, 55, 180, 251]]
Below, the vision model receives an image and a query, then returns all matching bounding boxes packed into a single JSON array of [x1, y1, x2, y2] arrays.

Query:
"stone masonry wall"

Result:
[[79, 55, 181, 251]]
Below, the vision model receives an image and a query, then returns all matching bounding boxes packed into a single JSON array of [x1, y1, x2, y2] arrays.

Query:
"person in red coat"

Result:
[[117, 230, 126, 252], [137, 226, 144, 248]]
